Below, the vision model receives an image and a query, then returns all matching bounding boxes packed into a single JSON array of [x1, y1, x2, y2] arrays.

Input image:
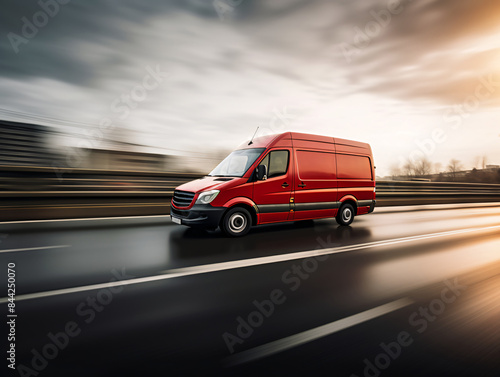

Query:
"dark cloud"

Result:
[[0, 0, 499, 169], [2, 0, 498, 101], [0, 1, 177, 86]]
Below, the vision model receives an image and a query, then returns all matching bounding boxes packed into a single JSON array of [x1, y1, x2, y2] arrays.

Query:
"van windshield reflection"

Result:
[[208, 148, 265, 178]]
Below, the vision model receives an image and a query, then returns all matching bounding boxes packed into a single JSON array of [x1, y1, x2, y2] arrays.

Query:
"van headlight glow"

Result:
[[195, 190, 220, 204]]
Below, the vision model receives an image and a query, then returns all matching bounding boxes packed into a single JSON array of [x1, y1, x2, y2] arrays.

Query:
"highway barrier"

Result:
[[1, 166, 500, 221]]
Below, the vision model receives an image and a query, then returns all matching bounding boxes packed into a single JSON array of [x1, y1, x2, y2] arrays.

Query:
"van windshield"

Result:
[[208, 148, 265, 178]]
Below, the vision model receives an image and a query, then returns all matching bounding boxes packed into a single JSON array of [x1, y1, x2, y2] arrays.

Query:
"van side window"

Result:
[[259, 150, 289, 178], [259, 154, 269, 172]]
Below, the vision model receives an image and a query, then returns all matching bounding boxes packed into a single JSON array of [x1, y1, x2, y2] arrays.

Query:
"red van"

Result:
[[170, 132, 376, 236]]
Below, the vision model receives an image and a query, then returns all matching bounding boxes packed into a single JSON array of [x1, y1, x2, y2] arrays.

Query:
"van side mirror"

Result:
[[256, 165, 267, 181]]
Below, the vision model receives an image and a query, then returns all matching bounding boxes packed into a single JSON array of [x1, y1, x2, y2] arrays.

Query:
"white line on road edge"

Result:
[[0, 215, 170, 225], [1, 202, 499, 225], [0, 245, 70, 254], [1, 225, 499, 304], [223, 297, 415, 367]]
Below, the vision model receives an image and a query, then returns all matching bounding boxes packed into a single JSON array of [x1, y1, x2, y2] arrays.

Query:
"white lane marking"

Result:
[[0, 215, 171, 225], [163, 224, 500, 276], [1, 202, 499, 224], [223, 297, 414, 367], [0, 245, 70, 254], [0, 225, 499, 304]]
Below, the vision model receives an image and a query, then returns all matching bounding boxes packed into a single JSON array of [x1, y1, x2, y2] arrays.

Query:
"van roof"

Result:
[[239, 132, 372, 155]]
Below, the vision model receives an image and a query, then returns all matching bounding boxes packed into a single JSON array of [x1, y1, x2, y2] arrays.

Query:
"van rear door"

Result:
[[336, 153, 374, 210], [292, 149, 338, 221]]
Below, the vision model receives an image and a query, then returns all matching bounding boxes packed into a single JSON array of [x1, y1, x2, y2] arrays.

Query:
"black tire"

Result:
[[336, 203, 355, 226], [221, 207, 252, 237]]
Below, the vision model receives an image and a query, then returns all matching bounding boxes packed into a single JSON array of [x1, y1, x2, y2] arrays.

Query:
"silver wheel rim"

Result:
[[229, 213, 247, 233], [342, 208, 352, 223]]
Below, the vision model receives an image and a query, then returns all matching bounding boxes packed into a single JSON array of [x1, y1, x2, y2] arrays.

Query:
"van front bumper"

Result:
[[170, 204, 226, 229], [368, 200, 376, 213]]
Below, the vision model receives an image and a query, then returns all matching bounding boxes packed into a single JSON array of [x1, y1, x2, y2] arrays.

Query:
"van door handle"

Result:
[[298, 183, 306, 188], [282, 182, 289, 188]]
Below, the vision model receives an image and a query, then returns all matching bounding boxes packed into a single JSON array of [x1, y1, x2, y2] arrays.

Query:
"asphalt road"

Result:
[[1, 203, 500, 376]]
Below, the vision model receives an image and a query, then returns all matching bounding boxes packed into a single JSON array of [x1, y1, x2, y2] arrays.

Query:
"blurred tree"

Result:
[[414, 157, 432, 176], [447, 159, 462, 180], [403, 159, 415, 177]]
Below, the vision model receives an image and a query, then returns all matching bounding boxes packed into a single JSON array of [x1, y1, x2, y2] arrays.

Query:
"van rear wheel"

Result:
[[336, 203, 355, 226], [221, 207, 252, 237]]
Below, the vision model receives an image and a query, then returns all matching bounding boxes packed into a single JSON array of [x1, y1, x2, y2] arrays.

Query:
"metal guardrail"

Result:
[[0, 166, 499, 220], [0, 165, 197, 196], [2, 166, 500, 198], [375, 180, 500, 206]]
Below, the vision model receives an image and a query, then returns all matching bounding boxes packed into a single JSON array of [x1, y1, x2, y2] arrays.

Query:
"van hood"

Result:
[[175, 176, 244, 193]]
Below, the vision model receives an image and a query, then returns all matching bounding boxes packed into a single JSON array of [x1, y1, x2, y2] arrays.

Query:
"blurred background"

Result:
[[1, 0, 500, 220], [2, 3, 500, 377]]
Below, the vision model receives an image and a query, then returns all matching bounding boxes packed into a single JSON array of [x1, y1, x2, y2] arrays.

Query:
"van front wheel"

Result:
[[336, 203, 355, 226], [221, 207, 252, 237]]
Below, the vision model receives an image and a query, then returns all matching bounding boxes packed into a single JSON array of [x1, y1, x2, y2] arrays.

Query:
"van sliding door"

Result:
[[292, 150, 338, 221]]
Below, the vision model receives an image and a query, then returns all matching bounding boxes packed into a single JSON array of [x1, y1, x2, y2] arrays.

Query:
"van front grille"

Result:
[[172, 190, 195, 207]]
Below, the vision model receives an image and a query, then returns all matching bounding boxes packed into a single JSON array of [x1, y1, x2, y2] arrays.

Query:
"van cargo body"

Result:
[[170, 132, 376, 236]]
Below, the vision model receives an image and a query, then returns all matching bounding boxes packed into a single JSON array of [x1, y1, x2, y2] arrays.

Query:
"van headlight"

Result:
[[195, 190, 220, 204]]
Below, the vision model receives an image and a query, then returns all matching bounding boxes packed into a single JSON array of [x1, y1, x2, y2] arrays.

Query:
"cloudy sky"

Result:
[[1, 0, 500, 175]]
